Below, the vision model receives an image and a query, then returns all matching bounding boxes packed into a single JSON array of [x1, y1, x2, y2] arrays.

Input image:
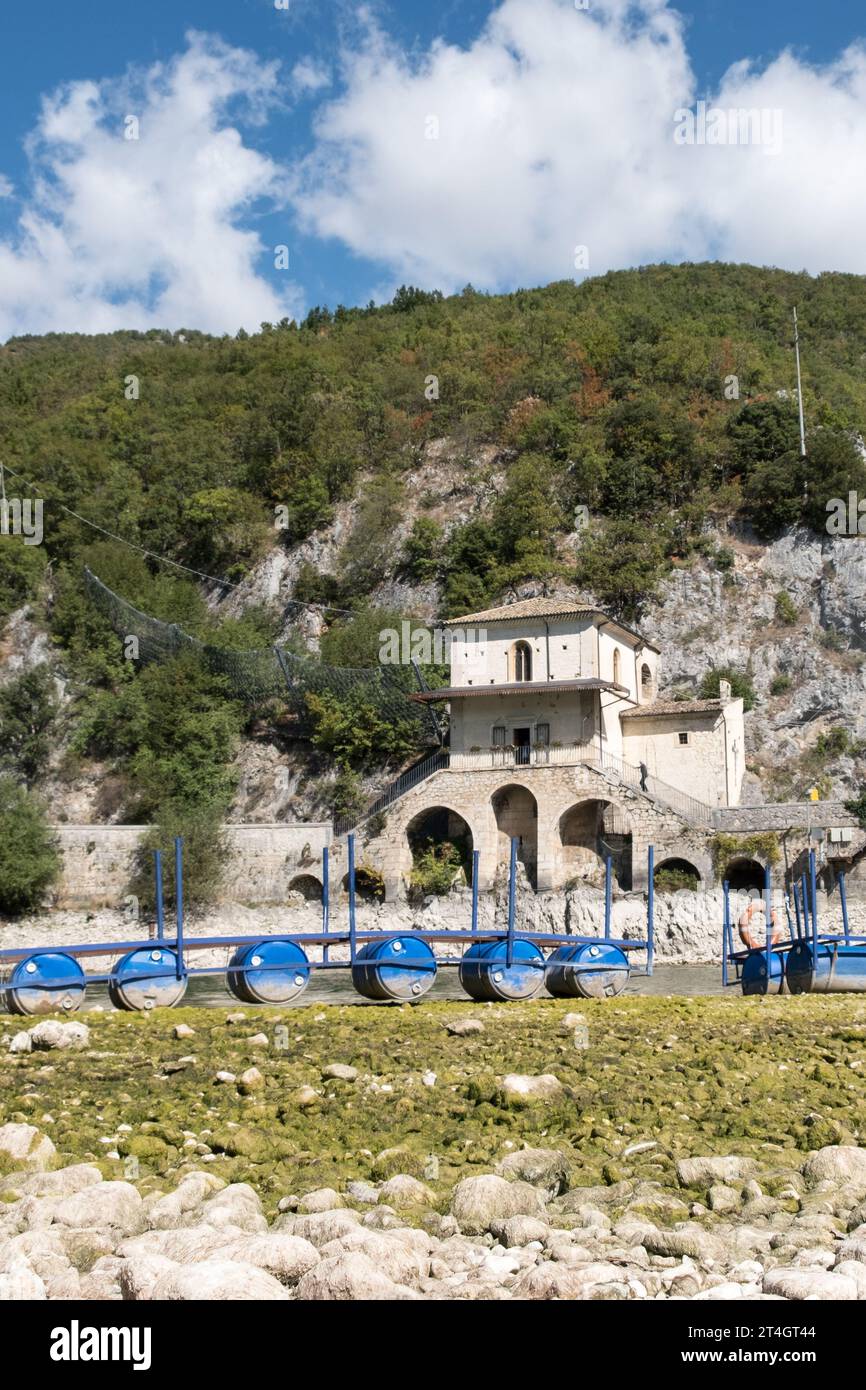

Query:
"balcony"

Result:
[[450, 742, 596, 771]]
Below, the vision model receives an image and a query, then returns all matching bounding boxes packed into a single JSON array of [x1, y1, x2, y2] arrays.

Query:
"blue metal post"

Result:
[[506, 837, 517, 968], [801, 873, 811, 939], [722, 880, 730, 987], [174, 836, 184, 980], [764, 862, 773, 988], [840, 870, 850, 944], [348, 834, 357, 965], [646, 844, 655, 975], [604, 855, 612, 940], [471, 849, 479, 936], [154, 850, 165, 941], [322, 846, 330, 962], [809, 850, 819, 956], [792, 877, 802, 940]]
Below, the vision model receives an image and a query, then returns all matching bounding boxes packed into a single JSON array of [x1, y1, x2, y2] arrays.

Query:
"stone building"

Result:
[[336, 599, 752, 900]]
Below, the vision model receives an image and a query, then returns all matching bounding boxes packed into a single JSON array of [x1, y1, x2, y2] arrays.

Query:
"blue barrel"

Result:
[[545, 941, 630, 999], [459, 938, 545, 1002], [741, 948, 786, 996], [351, 935, 436, 1002], [108, 947, 187, 1011], [6, 952, 87, 1016], [227, 940, 310, 1004], [786, 941, 866, 994]]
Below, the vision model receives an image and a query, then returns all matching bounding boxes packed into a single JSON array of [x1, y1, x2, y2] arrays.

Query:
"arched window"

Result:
[[641, 662, 654, 701], [612, 649, 621, 686], [512, 641, 532, 682]]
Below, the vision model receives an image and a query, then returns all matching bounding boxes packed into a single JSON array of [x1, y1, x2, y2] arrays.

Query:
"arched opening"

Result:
[[559, 799, 633, 889], [613, 648, 621, 685], [653, 858, 700, 893], [724, 858, 765, 892], [511, 641, 532, 682], [341, 865, 386, 902], [492, 784, 538, 888], [640, 662, 654, 702], [288, 874, 323, 902], [405, 805, 473, 896]]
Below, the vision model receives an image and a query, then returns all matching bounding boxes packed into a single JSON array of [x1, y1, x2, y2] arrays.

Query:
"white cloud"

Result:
[[0, 32, 302, 340], [0, 176, 14, 199], [291, 58, 331, 96], [292, 0, 866, 292]]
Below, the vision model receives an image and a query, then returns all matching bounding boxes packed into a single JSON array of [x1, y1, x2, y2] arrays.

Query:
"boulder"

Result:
[[118, 1254, 179, 1301], [322, 1064, 358, 1082], [296, 1250, 417, 1300], [298, 1188, 345, 1215], [4, 1163, 102, 1199], [803, 1146, 866, 1189], [0, 1263, 47, 1300], [499, 1074, 564, 1106], [52, 1181, 144, 1236], [28, 1020, 90, 1051], [318, 1229, 427, 1286], [491, 1215, 550, 1247], [444, 1019, 484, 1036], [762, 1268, 858, 1300], [218, 1234, 320, 1285], [378, 1175, 436, 1209], [675, 1156, 758, 1188], [151, 1259, 289, 1300], [495, 1147, 570, 1197], [451, 1175, 545, 1234], [0, 1123, 56, 1172], [287, 1210, 363, 1247]]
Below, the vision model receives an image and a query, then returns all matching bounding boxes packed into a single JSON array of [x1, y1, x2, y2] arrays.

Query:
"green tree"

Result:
[[574, 519, 667, 621], [0, 665, 58, 785], [0, 777, 59, 914], [699, 665, 756, 711]]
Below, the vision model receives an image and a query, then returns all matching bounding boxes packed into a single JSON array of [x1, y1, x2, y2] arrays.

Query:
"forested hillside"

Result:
[[2, 261, 866, 909]]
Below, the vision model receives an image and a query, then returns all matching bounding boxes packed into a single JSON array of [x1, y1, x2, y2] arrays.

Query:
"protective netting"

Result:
[[84, 568, 434, 738]]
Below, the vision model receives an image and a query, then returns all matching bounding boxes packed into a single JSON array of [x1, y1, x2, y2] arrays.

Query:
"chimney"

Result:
[[719, 679, 732, 703]]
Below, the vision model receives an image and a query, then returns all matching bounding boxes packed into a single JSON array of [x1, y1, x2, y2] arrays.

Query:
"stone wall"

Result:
[[50, 823, 332, 909]]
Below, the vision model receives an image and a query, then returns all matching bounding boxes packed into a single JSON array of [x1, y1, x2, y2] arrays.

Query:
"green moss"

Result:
[[0, 994, 865, 1208]]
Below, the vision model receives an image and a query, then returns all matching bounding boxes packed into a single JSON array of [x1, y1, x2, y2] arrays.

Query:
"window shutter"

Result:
[[536, 723, 550, 745], [492, 725, 506, 746]]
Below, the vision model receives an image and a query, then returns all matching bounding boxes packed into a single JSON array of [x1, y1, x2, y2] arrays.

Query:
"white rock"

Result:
[[0, 1123, 56, 1172], [762, 1268, 858, 1300], [298, 1188, 345, 1215], [675, 1156, 758, 1188], [118, 1254, 179, 1301], [297, 1250, 418, 1300], [803, 1146, 866, 1188], [218, 1234, 320, 1284], [500, 1074, 564, 1106], [28, 1020, 90, 1051], [378, 1175, 436, 1209], [52, 1181, 143, 1235], [0, 1262, 47, 1300], [151, 1259, 289, 1300], [8, 1032, 31, 1055], [451, 1175, 545, 1234]]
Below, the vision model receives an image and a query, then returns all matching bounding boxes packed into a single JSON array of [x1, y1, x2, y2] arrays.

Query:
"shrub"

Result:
[[409, 840, 464, 897], [770, 673, 791, 696], [0, 665, 58, 785], [699, 665, 756, 711], [130, 804, 231, 913], [654, 865, 699, 893], [774, 591, 798, 625], [0, 778, 59, 914]]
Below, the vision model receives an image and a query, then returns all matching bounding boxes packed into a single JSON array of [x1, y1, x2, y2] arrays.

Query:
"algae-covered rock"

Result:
[[0, 1123, 56, 1172], [495, 1147, 571, 1197], [322, 1064, 358, 1082], [371, 1147, 427, 1181], [676, 1156, 759, 1189], [378, 1174, 436, 1209]]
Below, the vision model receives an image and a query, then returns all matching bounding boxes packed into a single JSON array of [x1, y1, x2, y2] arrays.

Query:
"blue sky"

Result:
[[0, 0, 864, 337]]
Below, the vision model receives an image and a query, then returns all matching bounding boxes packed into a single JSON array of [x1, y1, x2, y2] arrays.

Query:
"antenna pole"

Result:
[[793, 307, 807, 459]]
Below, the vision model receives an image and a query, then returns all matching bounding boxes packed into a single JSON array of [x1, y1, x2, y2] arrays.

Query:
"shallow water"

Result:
[[78, 961, 724, 1011]]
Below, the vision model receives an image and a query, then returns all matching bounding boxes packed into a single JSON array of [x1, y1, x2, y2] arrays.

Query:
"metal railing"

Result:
[[334, 740, 714, 836], [334, 749, 449, 836]]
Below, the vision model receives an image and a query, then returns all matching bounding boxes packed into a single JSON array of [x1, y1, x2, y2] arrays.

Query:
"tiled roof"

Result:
[[620, 698, 728, 720], [442, 597, 658, 650]]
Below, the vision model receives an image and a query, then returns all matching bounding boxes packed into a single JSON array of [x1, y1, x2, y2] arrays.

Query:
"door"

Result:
[[513, 727, 531, 765]]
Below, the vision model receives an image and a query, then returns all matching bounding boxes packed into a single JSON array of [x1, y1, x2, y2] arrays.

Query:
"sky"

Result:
[[0, 0, 864, 339]]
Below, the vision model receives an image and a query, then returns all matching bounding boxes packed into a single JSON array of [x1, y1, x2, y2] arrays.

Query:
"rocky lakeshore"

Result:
[[2, 994, 866, 1299]]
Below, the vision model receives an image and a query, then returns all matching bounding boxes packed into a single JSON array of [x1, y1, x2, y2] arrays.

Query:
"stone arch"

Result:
[[653, 857, 701, 892], [340, 865, 386, 902], [288, 873, 323, 901], [640, 661, 654, 701], [405, 805, 474, 888], [558, 797, 633, 889], [491, 783, 538, 888], [724, 858, 765, 892]]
